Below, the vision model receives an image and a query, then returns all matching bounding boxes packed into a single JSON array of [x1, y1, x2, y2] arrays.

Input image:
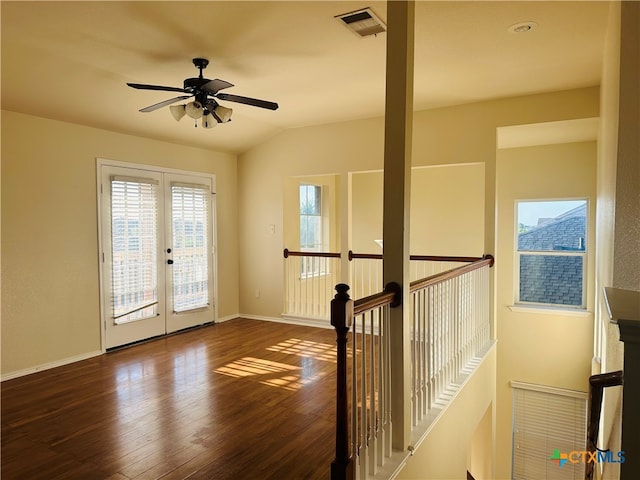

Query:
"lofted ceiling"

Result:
[[1, 1, 610, 154]]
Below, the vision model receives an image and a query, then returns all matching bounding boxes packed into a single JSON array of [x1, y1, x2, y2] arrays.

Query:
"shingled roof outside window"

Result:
[[516, 202, 587, 308]]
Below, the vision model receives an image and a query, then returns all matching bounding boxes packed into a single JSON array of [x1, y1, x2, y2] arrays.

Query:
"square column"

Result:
[[382, 0, 414, 451]]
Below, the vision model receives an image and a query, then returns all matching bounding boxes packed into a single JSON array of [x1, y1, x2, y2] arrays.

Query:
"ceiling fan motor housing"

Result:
[[184, 77, 211, 91]]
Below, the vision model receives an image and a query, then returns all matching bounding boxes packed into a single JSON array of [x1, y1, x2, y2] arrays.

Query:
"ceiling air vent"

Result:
[[336, 7, 386, 38]]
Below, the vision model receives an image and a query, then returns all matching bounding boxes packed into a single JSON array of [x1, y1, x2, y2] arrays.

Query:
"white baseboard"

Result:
[[216, 313, 241, 323], [240, 313, 333, 330], [1, 350, 103, 382]]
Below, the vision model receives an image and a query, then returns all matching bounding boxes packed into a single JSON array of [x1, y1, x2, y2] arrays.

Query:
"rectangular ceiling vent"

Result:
[[336, 8, 386, 38]]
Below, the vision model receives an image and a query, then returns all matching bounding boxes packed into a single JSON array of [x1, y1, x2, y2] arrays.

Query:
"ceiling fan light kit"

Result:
[[169, 104, 186, 121], [213, 105, 233, 123], [127, 58, 278, 129], [185, 101, 203, 119], [202, 112, 217, 129]]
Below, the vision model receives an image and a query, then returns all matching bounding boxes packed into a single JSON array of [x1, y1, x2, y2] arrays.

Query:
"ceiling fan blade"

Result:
[[216, 93, 279, 110], [139, 95, 192, 113], [127, 83, 187, 94], [201, 79, 234, 94]]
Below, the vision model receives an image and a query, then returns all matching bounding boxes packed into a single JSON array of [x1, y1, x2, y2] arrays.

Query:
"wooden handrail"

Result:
[[409, 254, 484, 263], [353, 281, 402, 315], [585, 370, 623, 480], [409, 255, 494, 293], [348, 251, 382, 260], [283, 248, 341, 259], [348, 250, 487, 263]]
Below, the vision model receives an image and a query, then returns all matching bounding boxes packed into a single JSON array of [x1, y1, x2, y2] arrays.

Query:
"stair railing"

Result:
[[283, 248, 341, 319], [330, 254, 494, 480], [409, 255, 493, 427], [331, 282, 401, 480]]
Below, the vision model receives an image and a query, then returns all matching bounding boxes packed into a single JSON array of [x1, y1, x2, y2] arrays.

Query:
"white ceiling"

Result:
[[1, 1, 610, 154]]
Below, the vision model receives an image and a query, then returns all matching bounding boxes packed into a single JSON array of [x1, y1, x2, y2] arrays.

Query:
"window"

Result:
[[516, 200, 587, 308], [300, 184, 323, 251], [512, 382, 587, 480], [299, 184, 325, 277]]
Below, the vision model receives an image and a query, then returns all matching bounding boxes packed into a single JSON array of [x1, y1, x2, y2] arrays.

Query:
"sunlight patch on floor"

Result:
[[215, 356, 299, 378], [266, 338, 338, 363], [214, 354, 331, 391]]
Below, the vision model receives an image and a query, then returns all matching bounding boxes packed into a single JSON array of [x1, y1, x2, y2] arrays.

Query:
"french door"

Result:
[[99, 163, 216, 349]]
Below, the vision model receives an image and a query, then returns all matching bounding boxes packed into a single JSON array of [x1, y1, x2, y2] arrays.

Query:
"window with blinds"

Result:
[[171, 183, 210, 313], [512, 382, 587, 480], [110, 177, 159, 324]]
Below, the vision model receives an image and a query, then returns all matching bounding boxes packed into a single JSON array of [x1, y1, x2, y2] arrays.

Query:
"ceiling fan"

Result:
[[127, 58, 278, 128]]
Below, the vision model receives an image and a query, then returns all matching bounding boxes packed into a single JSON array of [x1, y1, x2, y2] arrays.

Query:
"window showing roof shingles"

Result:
[[518, 203, 586, 306]]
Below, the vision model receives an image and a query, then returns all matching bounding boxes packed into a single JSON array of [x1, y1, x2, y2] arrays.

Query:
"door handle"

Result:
[[167, 259, 174, 265]]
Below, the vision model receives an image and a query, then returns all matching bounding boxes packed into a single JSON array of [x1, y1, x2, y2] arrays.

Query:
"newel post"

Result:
[[331, 283, 354, 480]]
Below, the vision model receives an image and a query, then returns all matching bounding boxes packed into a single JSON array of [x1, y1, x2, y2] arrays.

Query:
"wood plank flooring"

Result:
[[1, 319, 338, 480]]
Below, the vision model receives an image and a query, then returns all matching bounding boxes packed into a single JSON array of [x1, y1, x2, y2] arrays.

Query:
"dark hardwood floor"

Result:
[[1, 319, 338, 479]]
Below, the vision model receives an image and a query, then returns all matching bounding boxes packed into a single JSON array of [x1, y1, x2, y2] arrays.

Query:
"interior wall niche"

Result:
[[350, 164, 485, 256]]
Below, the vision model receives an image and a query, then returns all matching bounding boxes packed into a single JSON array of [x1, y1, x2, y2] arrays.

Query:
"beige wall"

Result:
[[494, 141, 597, 479], [410, 164, 485, 256], [397, 346, 496, 480], [351, 164, 485, 256], [351, 171, 384, 254], [1, 111, 239, 376], [468, 405, 494, 480], [238, 87, 600, 319]]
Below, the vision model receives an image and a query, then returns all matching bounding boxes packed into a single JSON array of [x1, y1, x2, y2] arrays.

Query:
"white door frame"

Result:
[[96, 158, 218, 351]]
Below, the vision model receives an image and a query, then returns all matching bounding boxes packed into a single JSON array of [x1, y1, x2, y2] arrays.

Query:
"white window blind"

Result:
[[110, 176, 159, 324], [512, 382, 587, 480], [171, 183, 209, 313]]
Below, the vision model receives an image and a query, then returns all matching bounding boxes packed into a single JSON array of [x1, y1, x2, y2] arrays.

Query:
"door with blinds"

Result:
[[99, 164, 216, 349], [164, 173, 215, 333]]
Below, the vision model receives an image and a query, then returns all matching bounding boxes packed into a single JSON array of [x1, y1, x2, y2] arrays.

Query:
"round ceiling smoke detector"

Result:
[[508, 21, 538, 33]]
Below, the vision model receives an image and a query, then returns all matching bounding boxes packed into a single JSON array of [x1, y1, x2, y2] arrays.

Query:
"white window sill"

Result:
[[299, 272, 332, 280], [508, 304, 592, 317]]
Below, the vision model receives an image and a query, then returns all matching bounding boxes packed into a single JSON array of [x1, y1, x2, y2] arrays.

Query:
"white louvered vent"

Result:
[[335, 8, 386, 38]]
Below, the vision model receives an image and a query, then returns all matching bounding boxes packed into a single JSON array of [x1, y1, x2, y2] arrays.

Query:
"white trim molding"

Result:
[[510, 379, 588, 399], [216, 313, 241, 323], [241, 313, 333, 330], [1, 350, 103, 382]]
